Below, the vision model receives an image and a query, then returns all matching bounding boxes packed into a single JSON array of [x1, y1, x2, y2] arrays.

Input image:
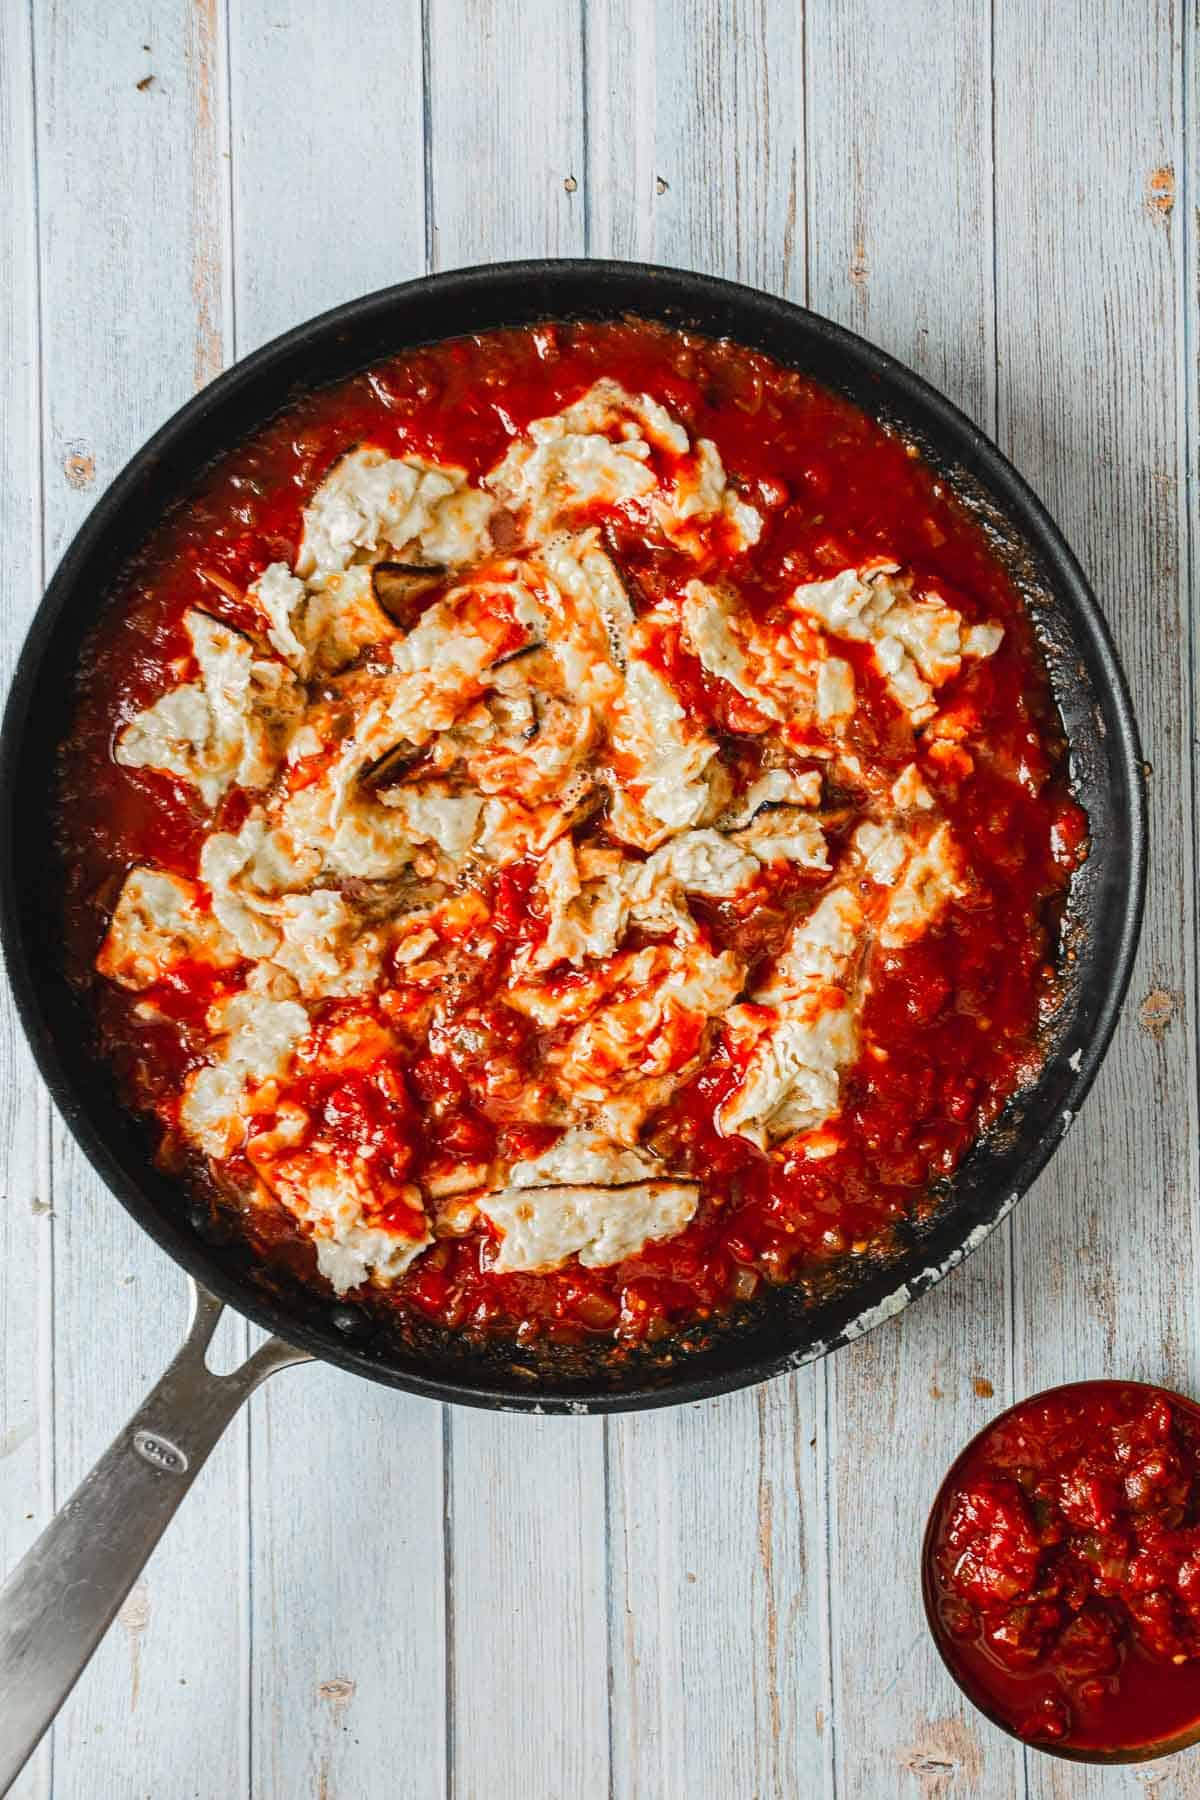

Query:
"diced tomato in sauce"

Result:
[[56, 318, 1084, 1355], [926, 1383, 1200, 1753]]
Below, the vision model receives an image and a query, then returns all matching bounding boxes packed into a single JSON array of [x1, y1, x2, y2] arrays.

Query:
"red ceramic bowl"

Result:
[[923, 1380, 1200, 1763]]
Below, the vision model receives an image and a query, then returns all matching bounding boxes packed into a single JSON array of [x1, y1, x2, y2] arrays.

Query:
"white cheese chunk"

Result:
[[490, 379, 762, 565], [210, 990, 309, 1079], [480, 1178, 698, 1272], [302, 1168, 429, 1293], [506, 1127, 668, 1190], [815, 657, 856, 723], [849, 818, 965, 943], [732, 809, 830, 871], [463, 686, 596, 805], [179, 1064, 249, 1160], [488, 380, 684, 541], [608, 658, 719, 848], [313, 1218, 428, 1295], [538, 529, 635, 689], [880, 822, 966, 946], [891, 763, 935, 810], [199, 815, 321, 959], [252, 1147, 431, 1294], [180, 989, 309, 1158], [757, 887, 863, 1003], [380, 784, 484, 860], [249, 560, 400, 678], [420, 487, 496, 566], [115, 683, 214, 793], [719, 768, 823, 828], [271, 891, 382, 998], [681, 579, 852, 734], [116, 611, 301, 806], [659, 439, 763, 551], [551, 941, 744, 1141], [296, 447, 493, 585], [474, 789, 589, 866], [490, 424, 656, 541], [681, 579, 775, 713], [363, 574, 544, 758], [525, 820, 789, 976], [720, 887, 864, 1147], [621, 831, 760, 942], [525, 837, 630, 971], [853, 820, 912, 887], [96, 867, 240, 990], [791, 563, 1003, 727], [722, 1005, 858, 1147], [963, 622, 1004, 659], [249, 562, 308, 666]]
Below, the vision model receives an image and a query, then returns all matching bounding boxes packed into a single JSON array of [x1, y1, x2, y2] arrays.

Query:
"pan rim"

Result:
[[0, 256, 1147, 1414]]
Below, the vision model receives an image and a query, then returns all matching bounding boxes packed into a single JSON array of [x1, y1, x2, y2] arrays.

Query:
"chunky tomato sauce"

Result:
[[926, 1383, 1200, 1755], [55, 319, 1084, 1355]]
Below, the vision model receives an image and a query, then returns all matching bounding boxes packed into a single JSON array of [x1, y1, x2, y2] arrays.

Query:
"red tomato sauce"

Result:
[[926, 1383, 1200, 1755], [55, 318, 1085, 1353]]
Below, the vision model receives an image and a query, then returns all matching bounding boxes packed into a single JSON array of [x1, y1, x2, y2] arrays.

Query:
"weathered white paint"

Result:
[[0, 3, 1193, 1797], [804, 4, 1022, 1794], [425, 0, 586, 267], [421, 12, 612, 1797], [0, 3, 49, 1795], [581, 11, 830, 1800], [228, 0, 427, 354], [997, 3, 1198, 1798], [24, 3, 252, 1796], [224, 8, 449, 1799]]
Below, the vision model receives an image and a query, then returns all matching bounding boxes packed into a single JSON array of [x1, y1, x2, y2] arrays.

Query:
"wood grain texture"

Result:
[[2, 3, 1197, 1795], [228, 0, 426, 355], [29, 5, 250, 1795], [425, 0, 586, 268], [608, 1381, 828, 1799], [446, 1414, 609, 1799], [585, 0, 803, 290], [422, 14, 610, 1797], [804, 4, 1020, 1794], [0, 4, 49, 1795], [226, 8, 448, 1798], [994, 4, 1195, 1792], [805, 0, 994, 416], [247, 1368, 446, 1800], [584, 12, 830, 1799]]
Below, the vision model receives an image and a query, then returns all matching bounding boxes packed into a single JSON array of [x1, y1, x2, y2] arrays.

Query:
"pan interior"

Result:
[[0, 261, 1144, 1412]]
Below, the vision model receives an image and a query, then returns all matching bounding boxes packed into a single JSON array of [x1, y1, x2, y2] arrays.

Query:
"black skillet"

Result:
[[0, 262, 1145, 1779]]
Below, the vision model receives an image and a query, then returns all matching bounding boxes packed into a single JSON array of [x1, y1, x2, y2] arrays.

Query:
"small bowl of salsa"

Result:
[[923, 1380, 1200, 1761]]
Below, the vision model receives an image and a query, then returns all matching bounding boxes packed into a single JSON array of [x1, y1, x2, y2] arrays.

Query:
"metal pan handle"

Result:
[[0, 1277, 311, 1795]]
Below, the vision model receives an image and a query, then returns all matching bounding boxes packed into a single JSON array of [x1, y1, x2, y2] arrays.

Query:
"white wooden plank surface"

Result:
[[28, 4, 251, 1797], [996, 4, 1197, 1796], [609, 1383, 828, 1799], [804, 5, 1023, 1795], [0, 3, 1196, 1797], [228, 0, 427, 355], [425, 0, 586, 268], [0, 4, 49, 1796], [227, 9, 449, 1800], [583, 11, 830, 1799], [422, 12, 612, 1797]]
